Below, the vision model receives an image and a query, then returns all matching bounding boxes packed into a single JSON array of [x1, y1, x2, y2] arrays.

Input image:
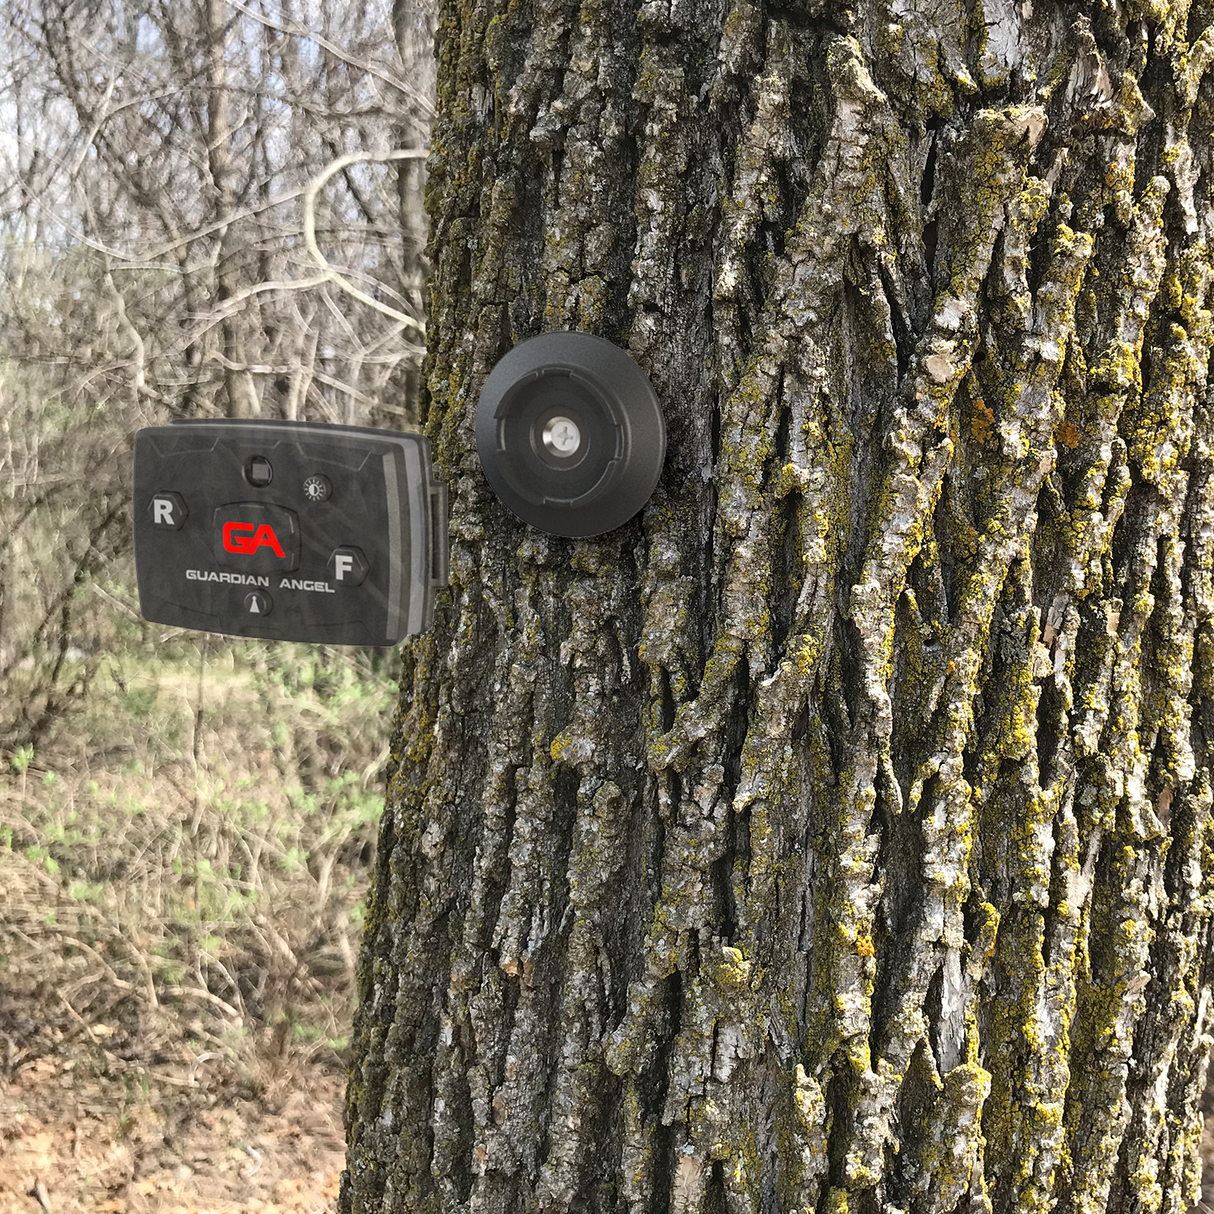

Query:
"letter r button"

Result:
[[327, 546, 368, 586], [149, 492, 188, 529]]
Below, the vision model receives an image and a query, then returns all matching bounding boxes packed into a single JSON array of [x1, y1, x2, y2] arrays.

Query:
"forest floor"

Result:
[[3, 976, 1212, 1214], [0, 643, 390, 1213], [0, 955, 347, 1214], [0, 911, 349, 1214], [1, 647, 1213, 1212]]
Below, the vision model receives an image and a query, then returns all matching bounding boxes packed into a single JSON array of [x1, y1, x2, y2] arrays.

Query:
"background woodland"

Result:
[[0, 3, 437, 1209]]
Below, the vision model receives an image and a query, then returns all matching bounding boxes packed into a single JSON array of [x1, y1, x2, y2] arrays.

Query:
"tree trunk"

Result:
[[205, 0, 258, 419], [343, 4, 1214, 1212]]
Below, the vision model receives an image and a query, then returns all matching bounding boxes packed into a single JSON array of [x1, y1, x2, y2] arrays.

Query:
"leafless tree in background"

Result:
[[0, 0, 437, 744]]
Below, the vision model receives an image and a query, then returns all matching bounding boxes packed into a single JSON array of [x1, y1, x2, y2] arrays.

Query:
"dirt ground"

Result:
[[0, 977, 346, 1214], [2, 960, 1212, 1213]]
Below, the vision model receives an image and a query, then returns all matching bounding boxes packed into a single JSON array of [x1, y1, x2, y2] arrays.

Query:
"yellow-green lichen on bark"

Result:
[[342, 4, 1214, 1213]]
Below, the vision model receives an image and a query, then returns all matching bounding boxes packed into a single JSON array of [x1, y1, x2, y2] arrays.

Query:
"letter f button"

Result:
[[327, 546, 368, 587]]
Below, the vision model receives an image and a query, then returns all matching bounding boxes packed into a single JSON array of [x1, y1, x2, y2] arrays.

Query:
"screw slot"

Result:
[[530, 403, 590, 470], [542, 415, 581, 457]]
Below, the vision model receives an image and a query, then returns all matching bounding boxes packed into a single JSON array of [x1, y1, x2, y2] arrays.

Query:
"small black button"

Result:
[[149, 492, 188, 529], [303, 474, 331, 502], [245, 456, 273, 487], [244, 590, 272, 616]]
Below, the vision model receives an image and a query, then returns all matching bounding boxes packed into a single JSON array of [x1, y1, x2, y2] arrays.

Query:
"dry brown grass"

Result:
[[1, 637, 396, 1211], [3, 638, 1212, 1209]]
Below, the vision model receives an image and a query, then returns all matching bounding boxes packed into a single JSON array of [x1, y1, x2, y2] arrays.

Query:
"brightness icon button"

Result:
[[303, 474, 332, 503]]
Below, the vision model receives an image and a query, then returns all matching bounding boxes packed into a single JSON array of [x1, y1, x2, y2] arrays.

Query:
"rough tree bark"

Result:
[[343, 3, 1214, 1212]]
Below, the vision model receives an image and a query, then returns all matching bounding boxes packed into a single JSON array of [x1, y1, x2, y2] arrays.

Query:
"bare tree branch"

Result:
[[226, 0, 436, 119], [303, 148, 429, 336]]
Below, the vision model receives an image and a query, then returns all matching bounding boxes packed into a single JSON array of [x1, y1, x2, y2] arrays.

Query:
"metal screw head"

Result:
[[542, 415, 581, 456]]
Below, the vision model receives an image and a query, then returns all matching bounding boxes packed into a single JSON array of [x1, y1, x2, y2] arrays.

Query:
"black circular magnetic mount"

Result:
[[475, 331, 666, 537]]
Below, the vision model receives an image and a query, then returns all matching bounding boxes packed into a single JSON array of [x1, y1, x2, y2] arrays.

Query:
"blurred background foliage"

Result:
[[0, 0, 436, 1108]]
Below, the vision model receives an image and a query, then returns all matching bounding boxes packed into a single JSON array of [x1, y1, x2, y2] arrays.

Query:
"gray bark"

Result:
[[344, 3, 1214, 1213]]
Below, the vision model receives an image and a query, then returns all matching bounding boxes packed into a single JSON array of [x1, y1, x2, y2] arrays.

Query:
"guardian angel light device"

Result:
[[475, 332, 665, 537], [133, 419, 448, 645]]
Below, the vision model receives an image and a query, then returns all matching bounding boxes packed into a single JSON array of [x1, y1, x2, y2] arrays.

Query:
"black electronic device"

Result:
[[475, 331, 665, 537], [133, 419, 448, 645]]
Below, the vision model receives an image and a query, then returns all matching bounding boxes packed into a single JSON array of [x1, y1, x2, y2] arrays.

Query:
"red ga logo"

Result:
[[223, 520, 286, 557]]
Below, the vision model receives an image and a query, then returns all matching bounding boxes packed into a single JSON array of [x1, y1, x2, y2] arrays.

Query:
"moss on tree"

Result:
[[343, 4, 1214, 1213]]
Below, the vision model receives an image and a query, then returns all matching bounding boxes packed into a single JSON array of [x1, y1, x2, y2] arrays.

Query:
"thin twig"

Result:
[[225, 0, 435, 116], [188, 1051, 222, 1086], [302, 150, 429, 335], [27, 1178, 54, 1214], [56, 991, 101, 1047], [163, 985, 242, 1020]]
